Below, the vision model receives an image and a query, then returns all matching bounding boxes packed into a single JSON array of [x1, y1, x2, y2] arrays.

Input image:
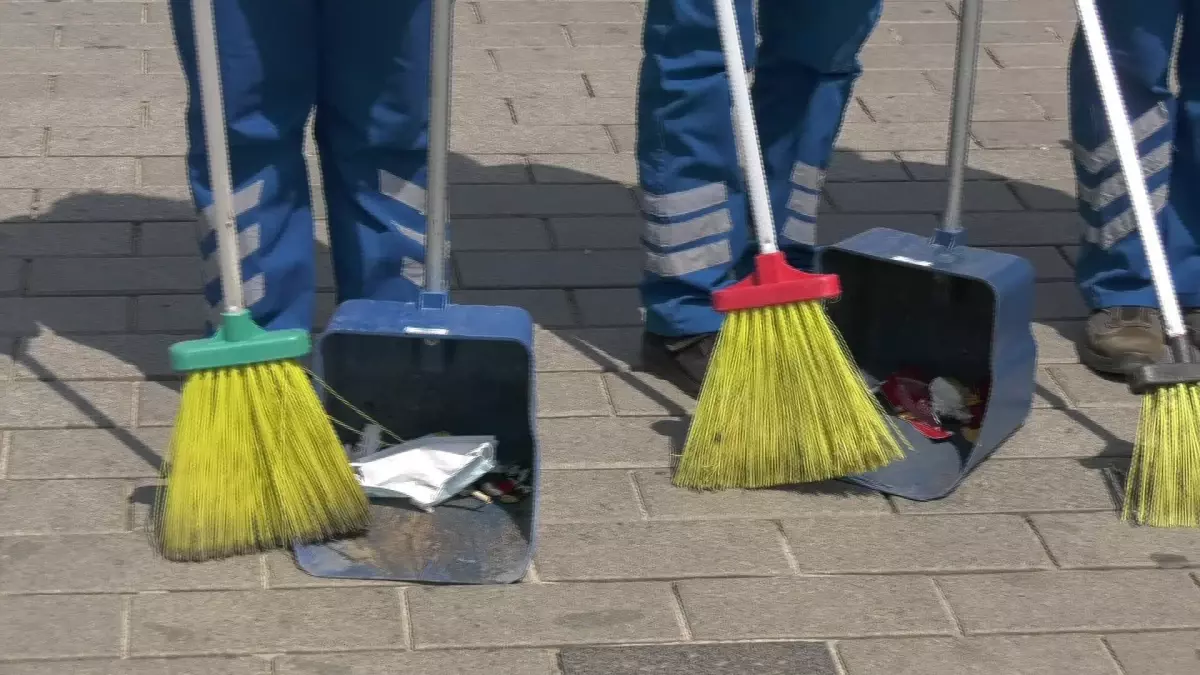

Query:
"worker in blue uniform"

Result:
[[637, 0, 883, 394], [1071, 2, 1200, 375], [168, 0, 432, 334]]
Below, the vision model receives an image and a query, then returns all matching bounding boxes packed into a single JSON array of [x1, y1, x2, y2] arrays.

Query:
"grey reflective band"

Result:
[[781, 216, 816, 246], [1074, 102, 1169, 175], [644, 240, 733, 278], [790, 161, 825, 192], [1083, 181, 1169, 250], [643, 209, 733, 248], [380, 169, 428, 214], [1078, 141, 1172, 212], [639, 182, 727, 219], [786, 188, 821, 220]]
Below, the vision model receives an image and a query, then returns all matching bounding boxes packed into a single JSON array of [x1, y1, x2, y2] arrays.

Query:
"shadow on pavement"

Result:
[[1, 151, 1127, 503]]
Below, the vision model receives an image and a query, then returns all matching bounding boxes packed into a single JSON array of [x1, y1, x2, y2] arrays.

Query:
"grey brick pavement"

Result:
[[0, 0, 1198, 673]]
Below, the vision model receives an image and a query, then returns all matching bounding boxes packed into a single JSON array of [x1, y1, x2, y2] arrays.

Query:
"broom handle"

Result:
[[191, 0, 244, 313], [424, 0, 454, 292], [940, 0, 982, 237], [714, 0, 777, 255], [1074, 0, 1187, 343]]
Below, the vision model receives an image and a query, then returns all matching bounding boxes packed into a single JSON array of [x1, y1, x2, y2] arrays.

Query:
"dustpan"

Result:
[[291, 0, 537, 584], [817, 0, 1037, 501]]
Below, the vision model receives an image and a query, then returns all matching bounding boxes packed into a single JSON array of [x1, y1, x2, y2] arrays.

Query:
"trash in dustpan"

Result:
[[817, 0, 1036, 501], [350, 430, 498, 511]]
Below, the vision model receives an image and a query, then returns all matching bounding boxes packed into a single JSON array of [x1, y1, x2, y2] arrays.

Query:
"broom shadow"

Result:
[[1, 151, 1095, 518]]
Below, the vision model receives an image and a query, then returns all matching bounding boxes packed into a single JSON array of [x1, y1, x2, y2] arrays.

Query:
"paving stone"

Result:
[[537, 520, 791, 580], [1032, 320, 1083, 364], [0, 74, 51, 98], [1034, 365, 1071, 409], [35, 187, 196, 222], [826, 181, 1023, 213], [1104, 631, 1200, 675], [634, 468, 891, 519], [262, 551, 405, 589], [0, 189, 33, 220], [782, 514, 1051, 573], [879, 1, 957, 22], [1034, 281, 1089, 319], [852, 70, 938, 94], [889, 21, 1071, 45], [452, 217, 551, 250], [1047, 364, 1142, 408], [48, 127, 188, 157], [606, 124, 636, 152], [136, 380, 179, 427], [453, 288, 576, 326], [0, 48, 143, 74], [407, 582, 682, 648], [138, 221, 197, 255], [837, 636, 1119, 675], [455, 22, 569, 47], [574, 287, 642, 326], [584, 70, 639, 98], [1031, 512, 1200, 570], [539, 469, 643, 523], [0, 381, 135, 428], [0, 478, 128, 534], [678, 576, 953, 639], [0, 126, 44, 157], [1011, 178, 1077, 210], [892, 459, 1116, 514], [982, 1, 1079, 22], [535, 326, 641, 371], [477, 1, 644, 24], [991, 246, 1073, 280], [0, 594, 123, 660], [54, 73, 188, 100], [451, 185, 636, 219], [29, 256, 198, 295], [826, 151, 909, 182], [0, 297, 131, 335], [0, 657, 271, 675], [1031, 92, 1070, 119], [536, 372, 611, 417], [495, 46, 643, 73], [277, 651, 557, 675], [972, 121, 1070, 149], [0, 221, 134, 256], [559, 642, 838, 675], [860, 93, 1044, 123], [835, 123, 949, 151], [0, 257, 19, 294], [533, 155, 637, 185], [0, 532, 261, 593], [988, 43, 1070, 69], [0, 2, 144, 23], [8, 427, 166, 479], [549, 216, 640, 248], [455, 72, 591, 99], [0, 98, 142, 127], [948, 212, 1084, 246], [566, 22, 642, 47], [138, 157, 189, 188], [513, 96, 633, 126], [134, 294, 207, 332], [817, 213, 941, 244], [603, 371, 696, 416], [59, 24, 176, 49], [0, 23, 54, 49], [458, 250, 640, 288], [17, 333, 174, 379], [451, 125, 613, 154], [900, 147, 1073, 181], [928, 68, 1068, 94], [996, 409, 1136, 459], [937, 570, 1200, 633], [0, 158, 139, 189], [130, 589, 406, 655], [540, 416, 679, 469], [449, 154, 531, 183]]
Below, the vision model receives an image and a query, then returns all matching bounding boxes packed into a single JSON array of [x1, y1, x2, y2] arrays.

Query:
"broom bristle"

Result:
[[673, 300, 906, 490], [1124, 382, 1200, 528], [154, 360, 369, 561]]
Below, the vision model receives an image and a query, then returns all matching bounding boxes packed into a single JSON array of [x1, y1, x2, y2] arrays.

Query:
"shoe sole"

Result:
[[1076, 341, 1155, 378]]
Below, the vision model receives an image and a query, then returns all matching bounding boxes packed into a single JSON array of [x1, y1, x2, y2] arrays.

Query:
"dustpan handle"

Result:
[[715, 0, 778, 254], [934, 0, 983, 248], [1075, 0, 1187, 343], [192, 0, 245, 312], [424, 0, 454, 293]]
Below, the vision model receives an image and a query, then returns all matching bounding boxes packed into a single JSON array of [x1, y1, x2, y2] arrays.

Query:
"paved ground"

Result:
[[1, 0, 1199, 673]]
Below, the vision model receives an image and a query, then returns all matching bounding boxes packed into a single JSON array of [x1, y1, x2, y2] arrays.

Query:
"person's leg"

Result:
[[1170, 5, 1200, 343], [314, 0, 431, 304], [636, 0, 756, 394], [168, 0, 318, 333], [1070, 0, 1182, 373], [752, 0, 881, 269]]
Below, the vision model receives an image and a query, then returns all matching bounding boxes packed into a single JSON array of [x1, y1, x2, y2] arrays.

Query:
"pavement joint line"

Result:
[[119, 594, 133, 658], [930, 577, 966, 637], [258, 554, 270, 590], [397, 587, 415, 650], [668, 581, 694, 641], [0, 431, 9, 478], [1022, 514, 1063, 569], [827, 640, 851, 675], [626, 469, 651, 521], [773, 520, 802, 574], [1098, 635, 1131, 675]]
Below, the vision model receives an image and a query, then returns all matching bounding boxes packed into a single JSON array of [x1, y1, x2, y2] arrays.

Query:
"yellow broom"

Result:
[[153, 0, 368, 560], [1075, 0, 1200, 527], [672, 0, 906, 490]]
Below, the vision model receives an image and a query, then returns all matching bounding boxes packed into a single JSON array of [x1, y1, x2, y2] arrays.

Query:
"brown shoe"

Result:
[[1079, 307, 1164, 376], [642, 332, 717, 398]]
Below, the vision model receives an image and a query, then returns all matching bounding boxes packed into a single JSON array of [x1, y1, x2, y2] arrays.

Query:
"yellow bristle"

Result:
[[1124, 383, 1200, 528], [673, 300, 907, 490], [154, 360, 369, 562]]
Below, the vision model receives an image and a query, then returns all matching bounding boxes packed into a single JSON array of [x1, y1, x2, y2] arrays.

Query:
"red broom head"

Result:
[[712, 252, 840, 313]]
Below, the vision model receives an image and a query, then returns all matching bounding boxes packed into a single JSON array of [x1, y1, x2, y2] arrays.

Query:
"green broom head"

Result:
[[672, 252, 907, 490], [154, 309, 369, 562], [1124, 338, 1200, 528]]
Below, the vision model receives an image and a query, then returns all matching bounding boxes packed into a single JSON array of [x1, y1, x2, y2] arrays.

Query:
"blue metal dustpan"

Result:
[[817, 0, 1036, 501], [292, 0, 537, 584]]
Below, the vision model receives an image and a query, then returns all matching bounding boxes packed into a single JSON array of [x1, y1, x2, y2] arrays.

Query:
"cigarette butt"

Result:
[[470, 490, 493, 503]]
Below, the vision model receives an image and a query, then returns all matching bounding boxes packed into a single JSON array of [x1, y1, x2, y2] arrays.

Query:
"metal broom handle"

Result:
[[1074, 0, 1188, 346], [940, 0, 983, 238], [425, 0, 454, 293], [191, 0, 245, 313], [714, 0, 778, 255]]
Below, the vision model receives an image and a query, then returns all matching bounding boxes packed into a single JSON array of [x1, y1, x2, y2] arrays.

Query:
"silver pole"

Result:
[[424, 0, 454, 292], [942, 0, 982, 235]]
